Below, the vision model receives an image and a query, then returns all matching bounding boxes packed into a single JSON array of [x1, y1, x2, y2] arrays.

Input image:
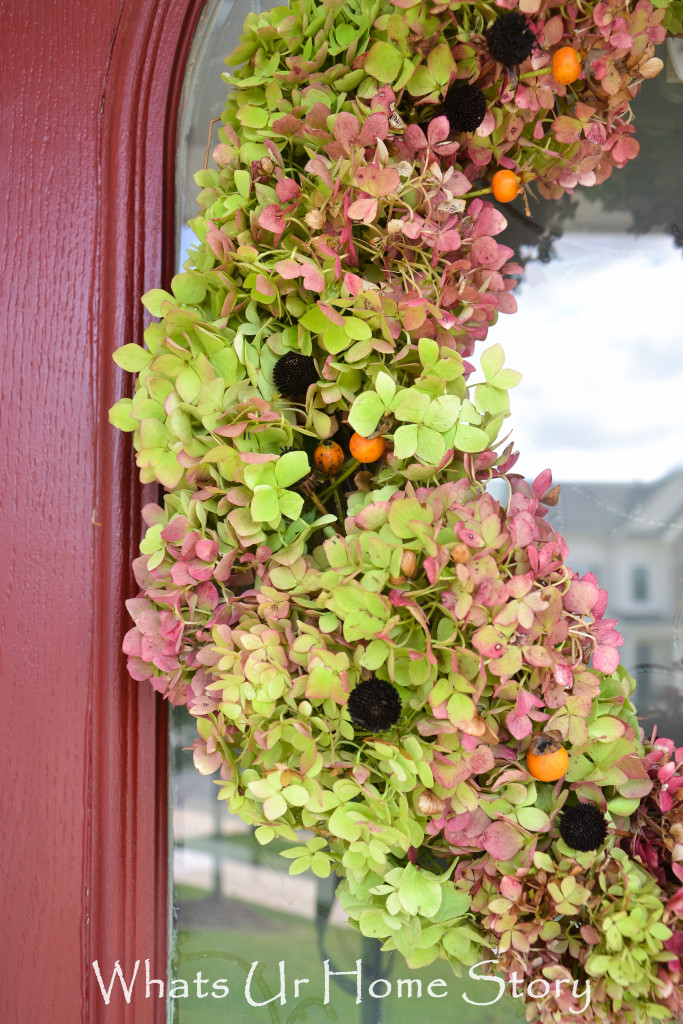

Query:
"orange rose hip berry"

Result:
[[526, 733, 569, 781], [552, 46, 582, 85], [313, 439, 344, 475], [349, 433, 386, 463], [491, 169, 520, 203]]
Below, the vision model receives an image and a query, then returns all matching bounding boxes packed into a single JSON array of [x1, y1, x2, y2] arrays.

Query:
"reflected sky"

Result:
[[492, 231, 683, 483]]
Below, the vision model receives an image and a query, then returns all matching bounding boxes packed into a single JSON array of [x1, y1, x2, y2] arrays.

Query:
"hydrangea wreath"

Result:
[[110, 0, 683, 1020]]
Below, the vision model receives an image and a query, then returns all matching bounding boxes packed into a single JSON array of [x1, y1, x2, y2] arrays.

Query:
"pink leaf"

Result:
[[446, 170, 472, 196], [333, 112, 360, 148], [122, 627, 143, 657], [563, 578, 599, 614], [354, 165, 400, 198], [506, 710, 533, 739], [271, 114, 303, 136], [593, 644, 620, 673], [195, 538, 218, 562], [161, 515, 190, 542], [214, 422, 246, 437], [274, 259, 301, 280], [476, 110, 496, 138], [472, 625, 507, 659], [304, 156, 334, 187], [612, 136, 639, 166], [427, 115, 450, 144], [483, 821, 525, 860], [276, 178, 301, 203], [471, 236, 503, 266], [532, 468, 553, 500], [258, 204, 287, 240], [348, 196, 379, 223], [344, 272, 363, 296], [500, 876, 523, 901], [359, 113, 389, 145], [193, 744, 223, 775], [301, 263, 325, 292], [403, 123, 428, 152]]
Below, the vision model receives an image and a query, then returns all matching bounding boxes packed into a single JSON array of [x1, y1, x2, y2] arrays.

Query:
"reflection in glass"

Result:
[[170, 6, 683, 1018], [492, 43, 683, 747]]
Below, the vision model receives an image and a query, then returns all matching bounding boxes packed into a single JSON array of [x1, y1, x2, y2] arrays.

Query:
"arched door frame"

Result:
[[89, 1, 207, 1019]]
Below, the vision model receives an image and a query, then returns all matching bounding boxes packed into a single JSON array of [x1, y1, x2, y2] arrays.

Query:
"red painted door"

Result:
[[0, 2, 205, 1020]]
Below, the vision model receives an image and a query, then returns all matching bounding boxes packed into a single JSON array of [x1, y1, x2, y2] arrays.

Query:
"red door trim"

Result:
[[88, 1, 207, 1019]]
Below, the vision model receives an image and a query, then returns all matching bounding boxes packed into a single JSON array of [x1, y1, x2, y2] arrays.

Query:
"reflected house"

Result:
[[549, 469, 683, 744]]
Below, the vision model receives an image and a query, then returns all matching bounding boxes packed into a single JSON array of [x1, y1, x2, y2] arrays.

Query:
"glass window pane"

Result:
[[170, 8, 683, 1021], [493, 41, 683, 745]]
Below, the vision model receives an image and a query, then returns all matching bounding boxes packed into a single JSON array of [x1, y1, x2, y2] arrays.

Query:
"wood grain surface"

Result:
[[0, 1, 207, 1019]]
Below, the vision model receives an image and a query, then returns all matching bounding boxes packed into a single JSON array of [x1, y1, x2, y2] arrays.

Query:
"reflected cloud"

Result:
[[495, 232, 683, 482]]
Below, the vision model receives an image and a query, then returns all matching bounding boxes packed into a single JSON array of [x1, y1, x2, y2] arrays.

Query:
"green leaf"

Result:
[[332, 585, 366, 614], [113, 344, 152, 373], [275, 450, 310, 488], [422, 395, 461, 431], [349, 392, 385, 436], [156, 451, 184, 489], [251, 487, 280, 522], [374, 371, 396, 407], [360, 639, 389, 670], [427, 43, 456, 85], [388, 497, 432, 539], [489, 367, 522, 390], [358, 909, 395, 938], [392, 423, 419, 459], [289, 857, 311, 875], [447, 693, 476, 726], [587, 716, 626, 742], [397, 864, 442, 918], [585, 954, 611, 976], [453, 423, 489, 453], [432, 888, 472, 922], [263, 792, 288, 820], [234, 169, 251, 200], [516, 807, 550, 831], [310, 853, 332, 878], [108, 398, 137, 431], [244, 462, 277, 490], [607, 796, 641, 817], [344, 316, 372, 340], [237, 104, 269, 129], [415, 425, 445, 465], [171, 273, 206, 306], [365, 41, 403, 83], [141, 288, 175, 317], [279, 489, 305, 521], [418, 337, 439, 368], [300, 306, 330, 333], [322, 323, 352, 354], [474, 383, 510, 417], [480, 343, 505, 382], [139, 418, 167, 449], [393, 389, 431, 423], [282, 784, 310, 807], [406, 64, 437, 97], [328, 807, 362, 842], [176, 366, 201, 404]]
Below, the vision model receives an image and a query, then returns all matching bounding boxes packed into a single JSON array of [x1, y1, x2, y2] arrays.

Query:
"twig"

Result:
[[203, 117, 221, 170]]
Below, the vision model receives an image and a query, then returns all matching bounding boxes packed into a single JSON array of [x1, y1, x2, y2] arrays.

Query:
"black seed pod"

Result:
[[347, 679, 402, 733], [442, 83, 487, 134], [273, 352, 318, 397], [559, 803, 608, 852], [485, 12, 536, 67]]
